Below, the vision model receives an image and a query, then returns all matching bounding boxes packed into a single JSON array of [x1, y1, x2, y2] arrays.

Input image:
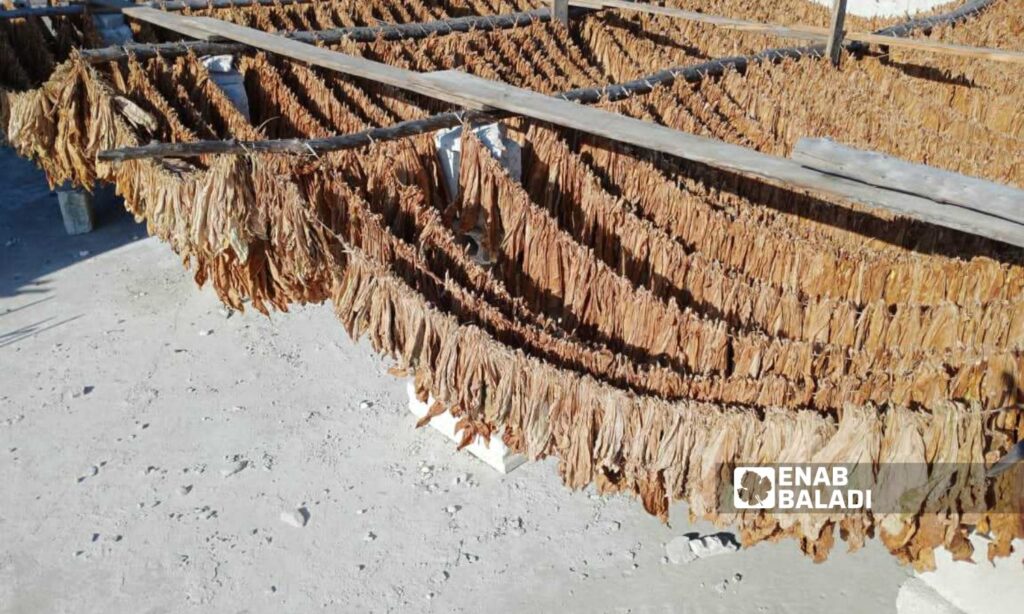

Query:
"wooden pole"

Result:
[[552, 0, 569, 26], [97, 112, 477, 161], [0, 5, 88, 20], [826, 0, 848, 66]]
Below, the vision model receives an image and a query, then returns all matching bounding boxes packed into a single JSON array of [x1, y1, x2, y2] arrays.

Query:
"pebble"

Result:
[[280, 507, 310, 528], [364, 532, 377, 542], [506, 517, 525, 537], [359, 401, 372, 409], [221, 460, 248, 477], [177, 485, 193, 496], [198, 329, 213, 337], [218, 307, 233, 319], [66, 386, 93, 400], [355, 508, 367, 515], [665, 533, 739, 565], [77, 465, 99, 483], [444, 505, 460, 515]]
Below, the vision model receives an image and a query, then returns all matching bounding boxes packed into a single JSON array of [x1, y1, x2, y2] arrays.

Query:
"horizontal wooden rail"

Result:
[[572, 0, 1024, 64], [98, 112, 477, 160]]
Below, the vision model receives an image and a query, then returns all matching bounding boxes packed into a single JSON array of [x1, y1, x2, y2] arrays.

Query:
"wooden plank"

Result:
[[122, 7, 224, 41], [571, 0, 753, 28], [572, 0, 1024, 64], [153, 0, 312, 9], [826, 0, 848, 66], [87, 0, 136, 8], [842, 31, 1024, 64], [793, 138, 1024, 226], [417, 70, 1024, 247]]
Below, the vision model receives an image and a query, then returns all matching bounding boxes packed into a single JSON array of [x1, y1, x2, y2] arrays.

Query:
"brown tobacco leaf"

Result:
[[415, 401, 446, 429], [638, 472, 669, 521]]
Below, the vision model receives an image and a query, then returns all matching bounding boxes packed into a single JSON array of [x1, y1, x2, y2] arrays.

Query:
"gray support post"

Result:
[[552, 0, 569, 26], [826, 0, 848, 66], [56, 187, 95, 235]]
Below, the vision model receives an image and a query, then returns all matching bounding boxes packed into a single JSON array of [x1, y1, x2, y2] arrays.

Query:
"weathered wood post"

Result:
[[551, 0, 569, 26], [826, 0, 848, 66], [56, 185, 95, 235]]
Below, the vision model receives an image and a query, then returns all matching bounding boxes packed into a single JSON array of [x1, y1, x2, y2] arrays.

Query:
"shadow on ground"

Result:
[[0, 146, 144, 300]]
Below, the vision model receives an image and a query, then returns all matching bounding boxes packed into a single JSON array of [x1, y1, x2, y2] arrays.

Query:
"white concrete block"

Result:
[[406, 380, 525, 474], [897, 577, 963, 614], [916, 535, 1024, 614]]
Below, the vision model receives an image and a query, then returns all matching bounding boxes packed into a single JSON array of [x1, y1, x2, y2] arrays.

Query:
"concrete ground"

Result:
[[0, 145, 998, 613]]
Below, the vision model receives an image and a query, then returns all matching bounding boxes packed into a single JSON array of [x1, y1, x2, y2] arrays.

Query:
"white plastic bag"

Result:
[[201, 55, 251, 121]]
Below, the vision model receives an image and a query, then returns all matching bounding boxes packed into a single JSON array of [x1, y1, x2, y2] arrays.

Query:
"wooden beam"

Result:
[[826, 0, 848, 66], [122, 7, 224, 41], [570, 0, 754, 28], [416, 70, 1024, 248], [792, 138, 1024, 226], [285, 9, 551, 45], [79, 40, 246, 62], [837, 30, 1024, 64], [572, 0, 1024, 65], [151, 0, 312, 9], [551, 0, 569, 26]]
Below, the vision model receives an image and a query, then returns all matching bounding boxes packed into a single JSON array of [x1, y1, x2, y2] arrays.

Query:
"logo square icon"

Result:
[[734, 467, 775, 509]]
